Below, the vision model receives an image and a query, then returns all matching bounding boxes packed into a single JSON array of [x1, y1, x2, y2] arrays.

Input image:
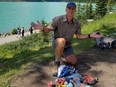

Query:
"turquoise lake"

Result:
[[0, 2, 115, 34], [0, 2, 68, 33]]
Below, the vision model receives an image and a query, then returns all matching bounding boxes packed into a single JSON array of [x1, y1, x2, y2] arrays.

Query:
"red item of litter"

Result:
[[83, 75, 95, 85], [48, 81, 53, 87]]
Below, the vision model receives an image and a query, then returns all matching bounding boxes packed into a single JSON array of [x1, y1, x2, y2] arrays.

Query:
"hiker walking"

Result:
[[21, 27, 25, 37], [17, 27, 21, 38], [29, 26, 33, 35]]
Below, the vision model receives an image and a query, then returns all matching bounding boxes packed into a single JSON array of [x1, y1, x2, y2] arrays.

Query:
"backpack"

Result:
[[95, 33, 116, 50]]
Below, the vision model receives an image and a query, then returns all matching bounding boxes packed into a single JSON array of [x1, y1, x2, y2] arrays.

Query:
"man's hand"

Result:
[[90, 32, 104, 38], [31, 21, 43, 30]]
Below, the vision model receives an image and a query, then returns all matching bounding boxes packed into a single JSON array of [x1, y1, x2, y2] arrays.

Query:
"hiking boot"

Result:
[[54, 61, 61, 67], [52, 72, 58, 77], [52, 61, 61, 77]]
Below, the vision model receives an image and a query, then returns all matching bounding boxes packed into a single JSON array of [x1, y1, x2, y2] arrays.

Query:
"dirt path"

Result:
[[0, 30, 39, 45], [0, 32, 30, 45], [10, 49, 116, 87]]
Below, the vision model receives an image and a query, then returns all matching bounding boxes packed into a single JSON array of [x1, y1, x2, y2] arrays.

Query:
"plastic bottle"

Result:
[[85, 85, 91, 87], [66, 82, 73, 87], [75, 79, 81, 87]]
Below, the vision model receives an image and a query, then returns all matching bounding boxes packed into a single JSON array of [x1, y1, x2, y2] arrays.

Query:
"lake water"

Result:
[[0, 2, 67, 33]]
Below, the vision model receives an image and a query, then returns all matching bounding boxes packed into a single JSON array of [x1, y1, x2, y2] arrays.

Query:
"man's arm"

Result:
[[31, 21, 52, 33], [76, 32, 103, 39], [76, 34, 89, 39], [41, 27, 52, 33]]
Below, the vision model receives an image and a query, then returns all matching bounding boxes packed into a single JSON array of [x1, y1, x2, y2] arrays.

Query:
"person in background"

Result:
[[17, 27, 21, 38], [31, 2, 103, 75], [29, 26, 33, 35], [21, 27, 25, 37]]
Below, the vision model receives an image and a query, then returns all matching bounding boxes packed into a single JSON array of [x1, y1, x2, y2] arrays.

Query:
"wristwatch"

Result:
[[88, 34, 91, 38]]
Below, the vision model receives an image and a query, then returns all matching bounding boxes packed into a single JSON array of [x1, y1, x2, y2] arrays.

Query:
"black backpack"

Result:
[[95, 33, 116, 50]]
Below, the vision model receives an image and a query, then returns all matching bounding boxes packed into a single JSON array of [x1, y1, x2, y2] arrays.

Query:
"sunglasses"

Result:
[[68, 7, 75, 10]]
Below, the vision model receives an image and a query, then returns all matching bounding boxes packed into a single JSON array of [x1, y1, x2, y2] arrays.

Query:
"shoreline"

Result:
[[0, 30, 39, 45], [0, 29, 29, 37], [0, 32, 29, 45]]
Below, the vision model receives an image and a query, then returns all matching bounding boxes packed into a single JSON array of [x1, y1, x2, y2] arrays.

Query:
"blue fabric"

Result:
[[57, 65, 78, 78]]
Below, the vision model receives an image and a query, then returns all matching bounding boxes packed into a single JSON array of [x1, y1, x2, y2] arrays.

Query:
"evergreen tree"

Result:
[[85, 0, 89, 19], [88, 0, 93, 19], [85, 0, 93, 19], [76, 0, 87, 24], [95, 0, 108, 18]]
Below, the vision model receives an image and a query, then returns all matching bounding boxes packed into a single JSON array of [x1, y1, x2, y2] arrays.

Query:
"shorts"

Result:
[[52, 39, 74, 57]]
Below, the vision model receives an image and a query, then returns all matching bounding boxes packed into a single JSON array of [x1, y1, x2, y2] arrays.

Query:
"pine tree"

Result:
[[85, 0, 89, 19], [95, 0, 108, 18], [89, 0, 93, 18]]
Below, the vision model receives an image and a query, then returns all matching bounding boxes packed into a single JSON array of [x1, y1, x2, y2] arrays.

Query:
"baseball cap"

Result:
[[66, 2, 76, 8]]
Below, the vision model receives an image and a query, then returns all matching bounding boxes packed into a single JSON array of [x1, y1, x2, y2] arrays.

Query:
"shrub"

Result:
[[11, 28, 17, 34]]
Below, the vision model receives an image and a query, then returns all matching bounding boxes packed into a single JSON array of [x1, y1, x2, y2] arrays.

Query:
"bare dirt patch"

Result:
[[10, 49, 116, 87]]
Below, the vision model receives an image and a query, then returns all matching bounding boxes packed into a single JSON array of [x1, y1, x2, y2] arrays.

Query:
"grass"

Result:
[[82, 13, 116, 34], [0, 13, 116, 86], [73, 13, 116, 54]]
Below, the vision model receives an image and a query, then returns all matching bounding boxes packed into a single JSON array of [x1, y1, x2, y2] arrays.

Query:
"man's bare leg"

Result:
[[53, 38, 66, 77], [55, 38, 66, 62]]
